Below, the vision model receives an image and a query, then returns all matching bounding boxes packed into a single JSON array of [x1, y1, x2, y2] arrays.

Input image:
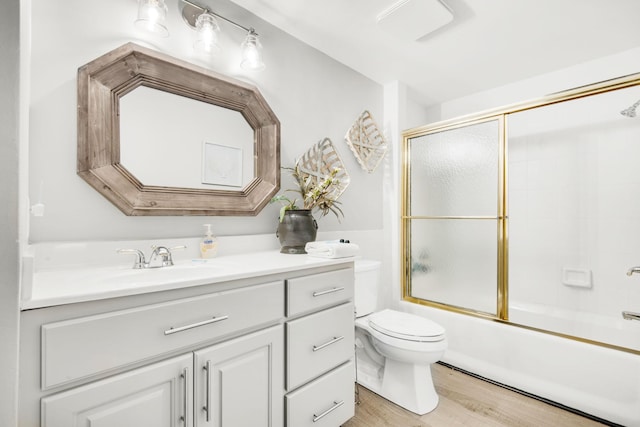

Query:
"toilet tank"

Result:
[[354, 259, 381, 317]]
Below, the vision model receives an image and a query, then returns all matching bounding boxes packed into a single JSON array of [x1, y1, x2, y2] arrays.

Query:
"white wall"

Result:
[[0, 1, 21, 425], [27, 0, 384, 243]]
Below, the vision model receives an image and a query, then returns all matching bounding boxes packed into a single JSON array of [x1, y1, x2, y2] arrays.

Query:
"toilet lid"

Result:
[[368, 309, 445, 342]]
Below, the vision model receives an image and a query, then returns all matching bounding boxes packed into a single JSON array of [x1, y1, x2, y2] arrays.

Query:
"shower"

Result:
[[620, 99, 640, 117]]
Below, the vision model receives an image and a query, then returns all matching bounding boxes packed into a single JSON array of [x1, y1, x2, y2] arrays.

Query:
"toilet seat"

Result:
[[368, 309, 445, 342]]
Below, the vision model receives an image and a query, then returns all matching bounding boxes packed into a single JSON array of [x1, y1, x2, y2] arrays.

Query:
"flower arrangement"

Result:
[[270, 164, 344, 222]]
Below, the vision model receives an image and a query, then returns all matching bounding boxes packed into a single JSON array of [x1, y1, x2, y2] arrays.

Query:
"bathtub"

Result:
[[401, 301, 640, 426], [509, 301, 640, 351]]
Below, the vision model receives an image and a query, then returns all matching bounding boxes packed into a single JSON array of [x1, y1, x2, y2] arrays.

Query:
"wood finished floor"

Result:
[[342, 363, 607, 427]]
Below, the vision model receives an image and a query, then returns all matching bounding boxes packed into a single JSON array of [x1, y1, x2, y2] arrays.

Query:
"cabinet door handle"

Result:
[[313, 336, 344, 352], [313, 400, 344, 423], [180, 368, 188, 425], [164, 315, 229, 335], [203, 361, 211, 422], [312, 286, 345, 297]]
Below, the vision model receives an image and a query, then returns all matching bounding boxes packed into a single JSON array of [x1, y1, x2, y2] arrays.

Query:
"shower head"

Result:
[[620, 99, 640, 118]]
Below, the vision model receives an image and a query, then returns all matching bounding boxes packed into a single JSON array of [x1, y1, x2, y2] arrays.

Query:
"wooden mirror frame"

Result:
[[77, 43, 280, 216]]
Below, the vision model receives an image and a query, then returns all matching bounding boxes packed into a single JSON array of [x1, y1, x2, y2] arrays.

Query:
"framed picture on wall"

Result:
[[201, 142, 243, 187]]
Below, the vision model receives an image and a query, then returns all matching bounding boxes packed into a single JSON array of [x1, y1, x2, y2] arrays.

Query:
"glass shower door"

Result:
[[402, 72, 640, 353], [404, 118, 503, 316]]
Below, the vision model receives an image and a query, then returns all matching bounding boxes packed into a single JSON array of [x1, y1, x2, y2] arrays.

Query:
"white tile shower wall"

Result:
[[508, 119, 640, 317]]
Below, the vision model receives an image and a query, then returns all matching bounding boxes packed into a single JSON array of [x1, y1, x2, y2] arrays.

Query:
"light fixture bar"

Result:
[[181, 0, 256, 34]]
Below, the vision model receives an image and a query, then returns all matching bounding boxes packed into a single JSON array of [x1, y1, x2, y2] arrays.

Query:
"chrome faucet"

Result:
[[626, 266, 640, 276], [117, 245, 186, 269]]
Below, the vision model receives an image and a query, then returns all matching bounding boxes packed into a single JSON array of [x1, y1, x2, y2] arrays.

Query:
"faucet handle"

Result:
[[117, 248, 147, 269]]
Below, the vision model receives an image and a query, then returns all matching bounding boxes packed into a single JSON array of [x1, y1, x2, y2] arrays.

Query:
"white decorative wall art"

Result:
[[344, 110, 388, 173], [296, 137, 350, 201]]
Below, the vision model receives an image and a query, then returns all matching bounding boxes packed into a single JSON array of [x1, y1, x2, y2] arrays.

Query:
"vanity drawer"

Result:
[[286, 267, 353, 317], [286, 360, 355, 427], [286, 302, 354, 390], [41, 280, 284, 390]]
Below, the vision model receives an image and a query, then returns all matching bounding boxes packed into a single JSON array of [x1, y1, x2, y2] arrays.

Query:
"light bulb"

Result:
[[134, 0, 169, 37], [194, 13, 221, 55], [240, 30, 265, 71]]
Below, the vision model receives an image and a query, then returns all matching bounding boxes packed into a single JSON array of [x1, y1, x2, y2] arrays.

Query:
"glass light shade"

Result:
[[134, 0, 169, 37], [194, 13, 221, 55], [240, 31, 265, 71]]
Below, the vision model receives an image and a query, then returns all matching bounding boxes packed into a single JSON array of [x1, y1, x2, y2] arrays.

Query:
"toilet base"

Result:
[[380, 359, 439, 415], [355, 345, 439, 415]]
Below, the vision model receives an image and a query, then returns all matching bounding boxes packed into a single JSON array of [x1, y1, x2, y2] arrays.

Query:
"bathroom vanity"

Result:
[[18, 251, 355, 426]]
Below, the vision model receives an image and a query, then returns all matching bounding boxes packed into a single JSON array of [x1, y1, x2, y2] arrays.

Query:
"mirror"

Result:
[[77, 43, 280, 216], [120, 87, 255, 190]]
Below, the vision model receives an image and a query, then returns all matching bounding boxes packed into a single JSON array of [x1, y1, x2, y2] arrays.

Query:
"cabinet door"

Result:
[[42, 354, 192, 427], [194, 325, 284, 427]]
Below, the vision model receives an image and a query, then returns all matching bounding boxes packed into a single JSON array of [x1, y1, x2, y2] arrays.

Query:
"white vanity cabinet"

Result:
[[285, 268, 356, 427], [19, 256, 355, 427]]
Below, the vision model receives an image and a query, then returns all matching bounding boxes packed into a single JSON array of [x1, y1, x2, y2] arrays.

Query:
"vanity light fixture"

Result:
[[194, 11, 221, 55], [240, 28, 265, 71], [134, 0, 169, 37], [181, 0, 266, 71]]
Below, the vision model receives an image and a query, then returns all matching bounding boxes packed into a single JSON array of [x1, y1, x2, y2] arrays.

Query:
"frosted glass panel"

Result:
[[409, 219, 498, 315], [409, 120, 499, 216]]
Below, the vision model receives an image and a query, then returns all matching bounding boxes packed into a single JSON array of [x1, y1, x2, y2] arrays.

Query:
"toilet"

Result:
[[354, 259, 447, 415]]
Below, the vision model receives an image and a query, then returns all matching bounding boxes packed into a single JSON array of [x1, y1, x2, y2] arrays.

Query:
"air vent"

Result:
[[376, 0, 453, 41]]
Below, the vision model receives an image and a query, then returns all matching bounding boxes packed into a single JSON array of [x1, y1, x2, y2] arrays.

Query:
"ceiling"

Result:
[[229, 0, 640, 106]]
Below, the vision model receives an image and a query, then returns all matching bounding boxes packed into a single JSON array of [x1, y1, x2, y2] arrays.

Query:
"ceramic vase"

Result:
[[276, 209, 318, 254]]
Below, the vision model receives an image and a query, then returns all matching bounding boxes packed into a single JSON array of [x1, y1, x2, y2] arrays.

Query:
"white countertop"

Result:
[[22, 250, 355, 310]]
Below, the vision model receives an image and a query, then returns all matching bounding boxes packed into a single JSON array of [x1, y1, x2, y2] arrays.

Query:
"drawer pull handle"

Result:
[[312, 287, 345, 297], [164, 315, 229, 335], [313, 400, 344, 422], [313, 336, 344, 352]]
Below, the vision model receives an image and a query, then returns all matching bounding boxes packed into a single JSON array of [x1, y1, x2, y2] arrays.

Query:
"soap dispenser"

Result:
[[200, 224, 218, 259]]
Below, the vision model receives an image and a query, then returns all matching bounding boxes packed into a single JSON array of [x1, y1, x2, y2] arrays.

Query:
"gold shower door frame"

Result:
[[401, 72, 640, 335], [402, 115, 508, 320]]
